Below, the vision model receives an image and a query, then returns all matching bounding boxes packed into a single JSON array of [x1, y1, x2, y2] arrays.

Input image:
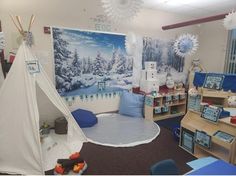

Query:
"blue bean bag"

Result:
[[71, 109, 98, 128]]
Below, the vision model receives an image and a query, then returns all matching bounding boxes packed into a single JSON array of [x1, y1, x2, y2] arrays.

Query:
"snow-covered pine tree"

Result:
[[110, 48, 121, 73], [52, 28, 72, 92], [93, 51, 105, 76], [72, 49, 81, 76], [87, 57, 93, 73], [110, 48, 117, 66], [82, 57, 88, 74], [126, 56, 133, 71], [116, 52, 126, 74]]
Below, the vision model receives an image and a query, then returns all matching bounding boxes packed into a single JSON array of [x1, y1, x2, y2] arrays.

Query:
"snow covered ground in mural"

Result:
[[52, 27, 132, 96], [61, 72, 132, 96]]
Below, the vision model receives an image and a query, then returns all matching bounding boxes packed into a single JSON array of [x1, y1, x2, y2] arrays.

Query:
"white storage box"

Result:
[[141, 70, 146, 80], [141, 70, 157, 80], [146, 70, 157, 80], [145, 62, 156, 70], [140, 80, 159, 93]]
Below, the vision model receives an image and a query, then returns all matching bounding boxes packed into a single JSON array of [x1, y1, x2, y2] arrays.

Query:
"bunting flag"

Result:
[[64, 91, 123, 106]]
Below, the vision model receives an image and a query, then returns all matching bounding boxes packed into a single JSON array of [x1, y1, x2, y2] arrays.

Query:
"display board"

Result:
[[213, 131, 235, 143], [203, 74, 225, 90], [195, 130, 211, 149], [181, 128, 194, 153], [188, 95, 201, 112], [201, 105, 222, 123], [193, 72, 236, 92]]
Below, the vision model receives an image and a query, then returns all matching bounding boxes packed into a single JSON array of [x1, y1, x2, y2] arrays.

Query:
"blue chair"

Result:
[[150, 159, 180, 175]]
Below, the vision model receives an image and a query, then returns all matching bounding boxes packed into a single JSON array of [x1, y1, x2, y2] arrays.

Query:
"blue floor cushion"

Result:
[[119, 91, 145, 118], [71, 109, 98, 128]]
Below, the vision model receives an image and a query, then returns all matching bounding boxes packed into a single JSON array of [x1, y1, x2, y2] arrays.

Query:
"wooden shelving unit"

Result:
[[200, 88, 235, 107], [180, 110, 236, 164], [144, 90, 187, 121]]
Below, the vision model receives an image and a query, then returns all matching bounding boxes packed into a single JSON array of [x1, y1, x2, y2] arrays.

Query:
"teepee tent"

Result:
[[0, 16, 87, 174]]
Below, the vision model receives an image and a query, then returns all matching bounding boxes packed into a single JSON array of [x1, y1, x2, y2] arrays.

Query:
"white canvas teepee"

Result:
[[0, 16, 87, 175]]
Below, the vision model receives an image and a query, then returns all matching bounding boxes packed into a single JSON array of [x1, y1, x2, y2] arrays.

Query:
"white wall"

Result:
[[0, 0, 198, 76], [194, 21, 229, 73], [1, 0, 228, 113]]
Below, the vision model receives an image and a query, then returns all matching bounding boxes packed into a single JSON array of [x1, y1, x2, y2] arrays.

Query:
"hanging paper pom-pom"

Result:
[[173, 34, 198, 58], [101, 0, 143, 23], [223, 11, 236, 30], [0, 32, 5, 50], [125, 32, 136, 55]]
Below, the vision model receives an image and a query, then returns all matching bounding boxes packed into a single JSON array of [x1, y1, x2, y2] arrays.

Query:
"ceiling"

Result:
[[143, 0, 236, 18]]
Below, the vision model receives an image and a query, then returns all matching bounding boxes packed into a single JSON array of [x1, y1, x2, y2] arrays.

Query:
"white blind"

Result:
[[225, 29, 236, 74]]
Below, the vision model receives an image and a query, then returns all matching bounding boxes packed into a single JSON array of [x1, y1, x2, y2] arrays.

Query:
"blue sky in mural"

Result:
[[62, 28, 126, 59]]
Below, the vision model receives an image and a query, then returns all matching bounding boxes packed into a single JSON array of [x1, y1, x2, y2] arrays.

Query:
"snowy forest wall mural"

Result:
[[52, 27, 133, 97], [142, 37, 187, 85]]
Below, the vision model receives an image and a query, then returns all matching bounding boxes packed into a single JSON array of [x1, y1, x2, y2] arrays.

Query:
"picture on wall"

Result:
[[142, 37, 187, 85], [52, 27, 133, 96]]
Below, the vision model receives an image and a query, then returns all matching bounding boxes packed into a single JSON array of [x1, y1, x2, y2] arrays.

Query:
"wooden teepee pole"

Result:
[[10, 15, 23, 36], [16, 16, 24, 34], [28, 15, 35, 32]]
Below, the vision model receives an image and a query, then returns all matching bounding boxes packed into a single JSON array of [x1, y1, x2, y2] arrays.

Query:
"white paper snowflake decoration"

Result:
[[223, 11, 236, 30], [174, 34, 198, 58], [101, 0, 143, 23], [0, 32, 5, 50], [125, 32, 136, 55]]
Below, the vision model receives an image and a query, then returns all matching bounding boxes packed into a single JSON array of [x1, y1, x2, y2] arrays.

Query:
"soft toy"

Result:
[[69, 152, 80, 160], [228, 96, 236, 107], [166, 73, 175, 89], [188, 87, 198, 97], [189, 58, 204, 73], [54, 152, 87, 175], [73, 162, 86, 173]]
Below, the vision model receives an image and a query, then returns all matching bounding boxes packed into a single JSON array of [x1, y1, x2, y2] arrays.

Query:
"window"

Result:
[[224, 29, 236, 74]]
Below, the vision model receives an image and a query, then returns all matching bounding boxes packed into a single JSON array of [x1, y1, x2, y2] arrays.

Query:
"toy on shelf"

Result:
[[54, 152, 87, 175], [189, 58, 204, 73], [174, 82, 184, 91], [166, 73, 175, 89], [188, 87, 198, 97], [228, 96, 236, 107], [188, 58, 205, 88], [140, 61, 159, 94], [230, 116, 236, 124]]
